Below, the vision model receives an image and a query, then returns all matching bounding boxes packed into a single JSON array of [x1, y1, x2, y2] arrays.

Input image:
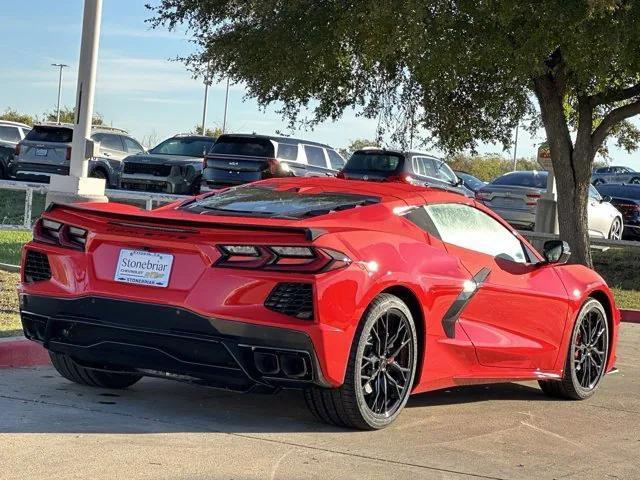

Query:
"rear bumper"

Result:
[[488, 207, 536, 229], [20, 294, 328, 392]]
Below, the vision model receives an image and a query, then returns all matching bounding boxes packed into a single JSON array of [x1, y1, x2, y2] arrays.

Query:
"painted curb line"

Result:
[[621, 309, 640, 324], [0, 337, 50, 368]]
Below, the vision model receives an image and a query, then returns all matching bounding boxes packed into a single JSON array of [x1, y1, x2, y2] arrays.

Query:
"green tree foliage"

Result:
[[149, 1, 640, 265], [447, 154, 540, 182], [338, 138, 377, 159], [44, 106, 104, 126], [192, 125, 224, 137], [0, 108, 34, 126]]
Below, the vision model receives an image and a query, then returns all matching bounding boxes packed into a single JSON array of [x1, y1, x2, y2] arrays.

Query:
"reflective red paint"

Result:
[[19, 177, 619, 394]]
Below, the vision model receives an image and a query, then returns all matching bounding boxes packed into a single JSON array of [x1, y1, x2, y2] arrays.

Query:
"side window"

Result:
[[425, 203, 527, 263], [276, 143, 298, 161], [433, 160, 457, 183], [0, 126, 21, 143], [94, 133, 124, 151], [327, 149, 345, 170], [589, 185, 602, 201], [415, 157, 437, 178], [304, 145, 328, 168], [123, 136, 144, 154], [20, 127, 32, 139]]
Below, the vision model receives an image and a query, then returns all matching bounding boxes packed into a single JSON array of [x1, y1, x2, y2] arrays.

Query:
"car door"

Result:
[[587, 185, 614, 238], [423, 202, 569, 371], [93, 133, 127, 160]]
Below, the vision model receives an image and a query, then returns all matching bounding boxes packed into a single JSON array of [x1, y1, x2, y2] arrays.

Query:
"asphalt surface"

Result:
[[0, 324, 638, 480]]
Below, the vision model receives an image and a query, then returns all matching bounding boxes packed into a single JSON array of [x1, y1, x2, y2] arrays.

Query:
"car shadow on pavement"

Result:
[[407, 381, 551, 408], [0, 368, 554, 434]]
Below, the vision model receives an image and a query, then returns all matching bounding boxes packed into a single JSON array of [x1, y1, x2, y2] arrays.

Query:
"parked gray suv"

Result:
[[11, 123, 144, 187], [120, 134, 217, 194]]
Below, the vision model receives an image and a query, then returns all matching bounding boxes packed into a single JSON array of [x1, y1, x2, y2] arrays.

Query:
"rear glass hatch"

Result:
[[341, 151, 404, 181], [181, 185, 379, 219]]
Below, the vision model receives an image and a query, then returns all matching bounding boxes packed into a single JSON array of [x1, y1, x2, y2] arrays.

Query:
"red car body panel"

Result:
[[19, 177, 619, 394]]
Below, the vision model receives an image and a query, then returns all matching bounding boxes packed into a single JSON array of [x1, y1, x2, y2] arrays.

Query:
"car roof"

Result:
[[351, 148, 442, 160], [216, 133, 333, 149], [32, 122, 129, 134], [0, 120, 31, 128]]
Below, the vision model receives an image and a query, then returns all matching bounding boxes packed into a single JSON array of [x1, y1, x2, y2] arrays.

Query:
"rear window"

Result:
[[344, 152, 403, 173], [211, 137, 275, 157], [181, 185, 379, 219], [0, 126, 21, 143], [150, 137, 216, 157], [25, 126, 73, 143], [491, 172, 548, 188]]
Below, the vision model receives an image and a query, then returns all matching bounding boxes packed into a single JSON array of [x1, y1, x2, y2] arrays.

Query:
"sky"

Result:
[[1, 0, 638, 169]]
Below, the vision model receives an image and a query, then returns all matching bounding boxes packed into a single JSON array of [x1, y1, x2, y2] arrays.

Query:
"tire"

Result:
[[189, 176, 202, 195], [90, 168, 108, 184], [608, 217, 623, 240], [49, 352, 142, 389], [539, 298, 609, 400], [304, 293, 418, 430]]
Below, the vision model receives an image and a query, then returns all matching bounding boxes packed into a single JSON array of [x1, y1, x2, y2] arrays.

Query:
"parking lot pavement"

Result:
[[0, 325, 638, 480]]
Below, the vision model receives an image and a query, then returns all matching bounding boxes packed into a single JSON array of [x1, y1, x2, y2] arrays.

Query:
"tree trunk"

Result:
[[533, 74, 594, 267]]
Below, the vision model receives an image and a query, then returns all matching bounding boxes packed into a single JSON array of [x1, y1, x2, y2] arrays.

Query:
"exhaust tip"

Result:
[[280, 353, 308, 379], [254, 351, 280, 375]]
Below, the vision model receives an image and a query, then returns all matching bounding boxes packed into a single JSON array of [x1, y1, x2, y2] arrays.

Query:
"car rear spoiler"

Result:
[[44, 202, 327, 241]]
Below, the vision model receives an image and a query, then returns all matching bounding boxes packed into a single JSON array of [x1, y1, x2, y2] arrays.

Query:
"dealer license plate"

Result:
[[114, 249, 173, 288]]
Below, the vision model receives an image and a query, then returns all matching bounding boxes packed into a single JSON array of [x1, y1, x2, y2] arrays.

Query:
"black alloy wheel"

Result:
[[539, 298, 609, 399], [304, 293, 417, 430]]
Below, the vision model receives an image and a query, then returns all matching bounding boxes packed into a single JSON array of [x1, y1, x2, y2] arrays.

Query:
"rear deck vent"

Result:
[[24, 250, 51, 283], [265, 283, 313, 320]]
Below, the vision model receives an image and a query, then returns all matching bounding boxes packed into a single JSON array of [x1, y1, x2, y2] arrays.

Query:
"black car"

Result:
[[454, 170, 487, 193], [201, 134, 345, 189], [120, 134, 217, 194], [595, 183, 640, 239], [338, 148, 471, 196]]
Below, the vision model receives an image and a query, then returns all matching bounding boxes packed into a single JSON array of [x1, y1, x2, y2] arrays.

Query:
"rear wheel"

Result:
[[539, 298, 609, 400], [304, 293, 417, 430], [49, 352, 142, 389], [608, 217, 623, 240]]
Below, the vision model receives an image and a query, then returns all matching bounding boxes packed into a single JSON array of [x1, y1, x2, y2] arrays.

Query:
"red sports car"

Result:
[[19, 177, 619, 430]]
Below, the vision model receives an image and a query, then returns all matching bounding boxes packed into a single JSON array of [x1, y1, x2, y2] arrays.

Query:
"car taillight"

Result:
[[616, 203, 640, 216], [215, 245, 351, 273], [15, 144, 21, 156], [267, 159, 290, 175], [386, 174, 416, 184], [34, 218, 88, 251], [526, 193, 542, 206], [66, 147, 72, 161]]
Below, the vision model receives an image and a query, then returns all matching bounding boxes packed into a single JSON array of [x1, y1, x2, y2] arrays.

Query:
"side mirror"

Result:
[[601, 195, 612, 203], [542, 240, 571, 265]]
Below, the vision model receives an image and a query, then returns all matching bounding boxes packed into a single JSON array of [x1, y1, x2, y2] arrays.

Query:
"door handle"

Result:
[[102, 152, 111, 157]]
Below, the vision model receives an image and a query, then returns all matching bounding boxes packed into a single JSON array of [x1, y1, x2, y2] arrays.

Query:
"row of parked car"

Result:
[[1, 119, 638, 240]]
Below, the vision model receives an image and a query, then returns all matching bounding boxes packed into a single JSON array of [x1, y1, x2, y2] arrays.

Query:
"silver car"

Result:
[[0, 120, 31, 178], [11, 123, 145, 187], [476, 170, 624, 239], [591, 165, 640, 185]]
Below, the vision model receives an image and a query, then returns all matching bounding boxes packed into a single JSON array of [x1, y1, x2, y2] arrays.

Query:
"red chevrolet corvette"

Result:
[[19, 177, 619, 429]]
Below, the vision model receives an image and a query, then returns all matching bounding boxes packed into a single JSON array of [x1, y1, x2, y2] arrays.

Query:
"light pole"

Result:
[[201, 62, 211, 135], [46, 0, 107, 205], [51, 63, 69, 124], [222, 77, 230, 133], [512, 124, 519, 171]]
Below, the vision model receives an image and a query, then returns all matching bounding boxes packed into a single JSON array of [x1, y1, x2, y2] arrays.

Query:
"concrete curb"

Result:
[[0, 337, 50, 368], [0, 263, 20, 273]]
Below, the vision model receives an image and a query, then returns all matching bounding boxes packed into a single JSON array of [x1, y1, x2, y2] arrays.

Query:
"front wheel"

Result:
[[539, 298, 609, 400], [304, 293, 418, 430]]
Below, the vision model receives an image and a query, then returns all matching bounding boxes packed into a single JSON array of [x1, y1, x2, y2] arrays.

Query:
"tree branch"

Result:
[[590, 83, 640, 106], [591, 99, 640, 152]]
